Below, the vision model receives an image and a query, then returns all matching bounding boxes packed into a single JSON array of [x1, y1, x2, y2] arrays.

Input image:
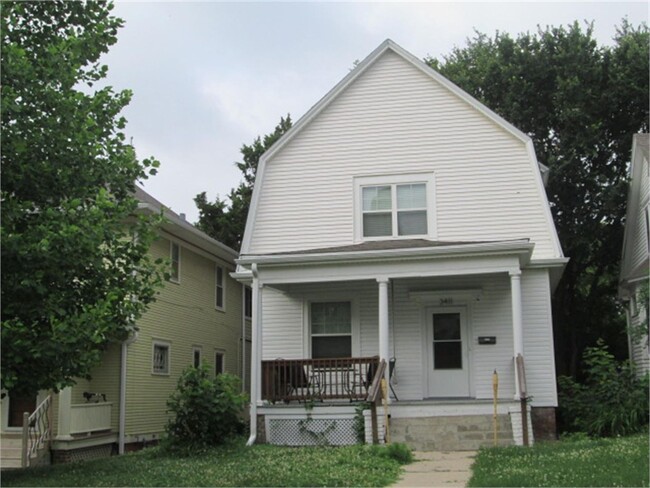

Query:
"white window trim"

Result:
[[215, 265, 226, 312], [353, 172, 437, 243], [152, 340, 171, 376], [169, 241, 181, 283], [214, 350, 225, 375], [302, 297, 360, 358], [192, 346, 202, 368]]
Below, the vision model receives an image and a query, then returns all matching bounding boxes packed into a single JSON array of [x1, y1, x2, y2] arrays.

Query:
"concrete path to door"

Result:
[[392, 451, 476, 488]]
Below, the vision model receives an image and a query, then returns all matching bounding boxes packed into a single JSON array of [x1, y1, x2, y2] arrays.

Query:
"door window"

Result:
[[432, 313, 462, 369]]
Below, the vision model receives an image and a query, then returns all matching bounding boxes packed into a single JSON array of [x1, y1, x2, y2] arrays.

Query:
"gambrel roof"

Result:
[[241, 39, 563, 260]]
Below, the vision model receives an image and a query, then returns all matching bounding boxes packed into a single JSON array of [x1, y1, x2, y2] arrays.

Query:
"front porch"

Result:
[[236, 240, 560, 448]]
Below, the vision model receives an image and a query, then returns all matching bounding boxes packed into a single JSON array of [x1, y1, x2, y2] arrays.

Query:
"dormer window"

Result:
[[355, 173, 435, 241]]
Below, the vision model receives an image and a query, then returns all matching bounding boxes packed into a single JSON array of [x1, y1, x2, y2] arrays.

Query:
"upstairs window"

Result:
[[244, 286, 252, 319], [152, 341, 170, 375], [356, 173, 434, 241], [215, 265, 225, 311], [170, 242, 180, 282]]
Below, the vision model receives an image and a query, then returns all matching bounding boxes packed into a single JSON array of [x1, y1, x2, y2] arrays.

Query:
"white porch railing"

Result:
[[70, 402, 112, 434], [21, 395, 52, 468]]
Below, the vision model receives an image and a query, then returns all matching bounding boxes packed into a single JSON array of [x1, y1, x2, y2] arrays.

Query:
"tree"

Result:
[[427, 20, 649, 376], [195, 115, 292, 250], [1, 1, 163, 395]]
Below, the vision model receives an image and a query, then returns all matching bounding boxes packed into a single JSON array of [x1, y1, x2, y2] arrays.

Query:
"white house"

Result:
[[234, 39, 567, 450], [619, 134, 649, 375]]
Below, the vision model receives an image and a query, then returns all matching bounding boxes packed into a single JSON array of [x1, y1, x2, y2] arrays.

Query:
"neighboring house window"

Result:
[[215, 351, 225, 375], [215, 265, 225, 310], [355, 173, 435, 241], [170, 242, 180, 282], [311, 302, 352, 358], [192, 346, 202, 368], [244, 286, 252, 319], [152, 341, 170, 375]]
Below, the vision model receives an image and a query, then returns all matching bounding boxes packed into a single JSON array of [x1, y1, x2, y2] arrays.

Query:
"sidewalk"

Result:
[[392, 451, 476, 488]]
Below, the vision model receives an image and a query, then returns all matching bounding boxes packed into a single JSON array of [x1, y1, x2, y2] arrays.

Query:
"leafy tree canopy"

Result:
[[1, 1, 164, 395], [195, 115, 292, 250], [427, 20, 649, 375]]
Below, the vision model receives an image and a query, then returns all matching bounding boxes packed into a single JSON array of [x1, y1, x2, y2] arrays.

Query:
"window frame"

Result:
[[169, 241, 181, 283], [152, 340, 171, 376], [354, 173, 436, 242], [215, 265, 226, 311], [214, 350, 225, 376], [192, 346, 202, 368], [304, 298, 360, 359]]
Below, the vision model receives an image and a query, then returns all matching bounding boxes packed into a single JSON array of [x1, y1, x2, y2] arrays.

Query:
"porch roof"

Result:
[[237, 239, 533, 266]]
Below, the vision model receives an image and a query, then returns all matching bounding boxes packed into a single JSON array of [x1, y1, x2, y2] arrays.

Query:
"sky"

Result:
[[101, 1, 649, 223]]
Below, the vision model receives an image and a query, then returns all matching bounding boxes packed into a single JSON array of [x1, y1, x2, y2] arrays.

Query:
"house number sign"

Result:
[[439, 297, 453, 305]]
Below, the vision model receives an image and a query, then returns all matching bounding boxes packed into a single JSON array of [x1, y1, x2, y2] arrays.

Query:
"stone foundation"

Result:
[[531, 407, 557, 441], [390, 414, 514, 451]]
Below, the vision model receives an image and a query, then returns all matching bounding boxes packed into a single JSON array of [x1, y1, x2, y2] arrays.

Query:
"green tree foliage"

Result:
[[195, 115, 292, 250], [558, 340, 649, 436], [427, 21, 649, 375], [164, 365, 247, 452], [1, 1, 163, 395]]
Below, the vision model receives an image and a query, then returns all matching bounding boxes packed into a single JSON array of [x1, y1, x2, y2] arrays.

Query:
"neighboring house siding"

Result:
[[629, 155, 649, 273], [124, 235, 242, 438], [629, 305, 650, 372], [249, 51, 556, 260], [260, 269, 556, 406]]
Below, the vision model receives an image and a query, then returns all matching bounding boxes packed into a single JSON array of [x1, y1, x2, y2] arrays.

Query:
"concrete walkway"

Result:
[[392, 451, 476, 488]]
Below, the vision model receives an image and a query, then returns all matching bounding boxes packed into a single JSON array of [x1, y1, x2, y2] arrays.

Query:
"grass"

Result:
[[468, 433, 649, 487], [3, 439, 407, 487]]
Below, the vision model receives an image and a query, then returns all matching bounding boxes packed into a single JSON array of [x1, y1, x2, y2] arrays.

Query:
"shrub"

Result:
[[558, 340, 649, 437], [385, 442, 414, 464], [164, 365, 247, 452]]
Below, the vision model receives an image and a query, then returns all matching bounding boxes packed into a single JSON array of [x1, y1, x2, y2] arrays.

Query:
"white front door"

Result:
[[426, 307, 470, 397]]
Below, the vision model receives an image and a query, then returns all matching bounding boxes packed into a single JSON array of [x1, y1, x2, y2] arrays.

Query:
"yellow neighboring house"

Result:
[[0, 188, 250, 467]]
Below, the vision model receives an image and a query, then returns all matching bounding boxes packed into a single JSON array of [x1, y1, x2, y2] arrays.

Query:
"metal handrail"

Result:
[[515, 354, 529, 446], [21, 395, 52, 468]]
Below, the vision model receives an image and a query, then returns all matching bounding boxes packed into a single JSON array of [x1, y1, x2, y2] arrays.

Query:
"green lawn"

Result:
[[3, 441, 405, 487], [468, 433, 649, 487]]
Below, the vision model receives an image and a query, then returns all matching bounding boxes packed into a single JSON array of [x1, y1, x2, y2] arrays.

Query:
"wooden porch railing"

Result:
[[21, 394, 52, 468], [262, 356, 380, 403]]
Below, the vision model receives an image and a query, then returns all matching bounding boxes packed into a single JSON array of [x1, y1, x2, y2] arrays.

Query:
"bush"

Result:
[[364, 443, 414, 465], [558, 340, 649, 437], [164, 365, 247, 452]]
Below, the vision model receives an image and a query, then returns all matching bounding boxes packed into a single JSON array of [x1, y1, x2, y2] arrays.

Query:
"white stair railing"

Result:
[[21, 395, 53, 468]]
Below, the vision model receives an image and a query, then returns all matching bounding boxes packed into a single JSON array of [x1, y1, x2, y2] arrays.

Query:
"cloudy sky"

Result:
[[102, 1, 648, 223]]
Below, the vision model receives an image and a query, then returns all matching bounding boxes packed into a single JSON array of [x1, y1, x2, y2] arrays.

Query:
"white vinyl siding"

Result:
[[248, 50, 557, 259]]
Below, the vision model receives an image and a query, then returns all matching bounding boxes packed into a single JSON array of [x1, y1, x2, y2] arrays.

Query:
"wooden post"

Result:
[[516, 354, 529, 447], [492, 369, 498, 446], [370, 402, 378, 444], [21, 411, 29, 468], [381, 378, 390, 444]]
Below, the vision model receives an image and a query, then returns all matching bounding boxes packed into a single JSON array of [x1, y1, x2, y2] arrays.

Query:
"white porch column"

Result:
[[56, 386, 73, 440], [246, 273, 261, 446], [510, 270, 524, 399], [377, 278, 390, 383]]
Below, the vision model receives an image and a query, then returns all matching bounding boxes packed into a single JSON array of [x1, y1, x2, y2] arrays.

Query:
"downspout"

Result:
[[246, 263, 259, 447], [119, 331, 138, 455], [242, 283, 246, 393]]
